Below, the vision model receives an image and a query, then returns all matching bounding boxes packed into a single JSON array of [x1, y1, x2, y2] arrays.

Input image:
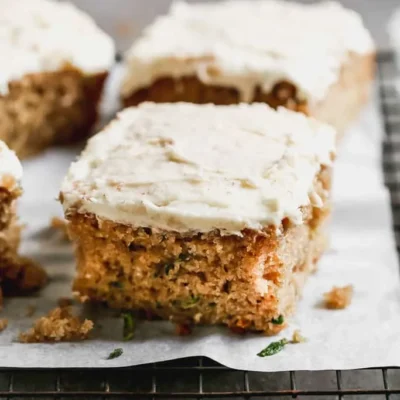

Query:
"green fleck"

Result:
[[109, 281, 123, 289], [107, 348, 123, 360], [164, 263, 175, 275], [178, 253, 191, 261], [271, 315, 284, 325], [180, 295, 200, 309], [122, 312, 135, 341], [257, 339, 288, 357]]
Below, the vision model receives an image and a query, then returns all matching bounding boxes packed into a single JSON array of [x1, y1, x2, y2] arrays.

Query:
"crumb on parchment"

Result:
[[107, 348, 123, 360], [50, 217, 69, 240], [257, 331, 307, 357], [324, 285, 354, 309], [19, 307, 93, 343], [291, 329, 307, 343], [0, 318, 8, 332]]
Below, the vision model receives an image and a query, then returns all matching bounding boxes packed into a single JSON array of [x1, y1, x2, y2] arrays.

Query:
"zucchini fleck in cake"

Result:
[[0, 141, 47, 304], [60, 102, 336, 334], [0, 0, 115, 158], [121, 0, 375, 138]]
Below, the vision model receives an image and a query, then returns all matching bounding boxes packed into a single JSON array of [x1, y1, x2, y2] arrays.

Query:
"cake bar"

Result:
[[121, 0, 374, 138], [0, 141, 22, 234], [0, 0, 115, 158], [0, 140, 22, 303], [60, 102, 336, 333], [0, 141, 46, 303]]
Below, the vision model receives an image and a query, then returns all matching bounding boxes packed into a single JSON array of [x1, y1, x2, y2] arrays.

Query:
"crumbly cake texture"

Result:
[[0, 141, 22, 230], [0, 141, 47, 304], [19, 307, 93, 343], [61, 103, 336, 333], [0, 0, 115, 157], [0, 68, 108, 158], [121, 0, 374, 136]]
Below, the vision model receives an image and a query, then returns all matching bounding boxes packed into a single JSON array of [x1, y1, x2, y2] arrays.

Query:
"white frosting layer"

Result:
[[61, 102, 336, 234], [122, 0, 374, 103], [0, 0, 115, 95], [0, 141, 23, 189]]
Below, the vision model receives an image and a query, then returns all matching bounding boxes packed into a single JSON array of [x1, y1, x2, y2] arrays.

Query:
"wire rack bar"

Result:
[[0, 387, 400, 398]]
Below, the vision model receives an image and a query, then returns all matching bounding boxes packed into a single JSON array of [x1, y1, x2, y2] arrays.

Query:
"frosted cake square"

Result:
[[0, 0, 115, 158], [60, 102, 336, 334], [121, 0, 375, 139]]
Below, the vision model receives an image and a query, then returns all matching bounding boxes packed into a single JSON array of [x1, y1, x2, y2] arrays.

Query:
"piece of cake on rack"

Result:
[[60, 102, 336, 334], [0, 0, 115, 158], [121, 0, 375, 139]]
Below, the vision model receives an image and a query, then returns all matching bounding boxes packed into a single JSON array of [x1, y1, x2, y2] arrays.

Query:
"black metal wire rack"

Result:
[[0, 51, 399, 399]]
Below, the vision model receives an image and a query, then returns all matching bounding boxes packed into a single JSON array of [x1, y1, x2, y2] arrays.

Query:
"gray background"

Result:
[[68, 0, 399, 52]]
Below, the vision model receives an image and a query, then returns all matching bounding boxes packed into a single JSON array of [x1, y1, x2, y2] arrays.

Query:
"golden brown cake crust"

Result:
[[324, 285, 354, 309], [123, 76, 308, 113], [0, 68, 107, 158], [66, 167, 331, 334], [122, 53, 375, 138]]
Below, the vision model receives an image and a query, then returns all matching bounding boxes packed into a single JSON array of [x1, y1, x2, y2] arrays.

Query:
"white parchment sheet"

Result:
[[0, 91, 399, 371]]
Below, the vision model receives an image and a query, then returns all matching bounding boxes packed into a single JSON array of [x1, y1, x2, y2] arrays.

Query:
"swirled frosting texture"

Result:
[[122, 0, 374, 102], [0, 140, 22, 190], [0, 0, 115, 95], [61, 103, 336, 234]]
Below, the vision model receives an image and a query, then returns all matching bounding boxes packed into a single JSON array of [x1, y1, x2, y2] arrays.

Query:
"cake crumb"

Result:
[[0, 318, 8, 332], [58, 297, 73, 308], [291, 329, 306, 343], [19, 307, 93, 343], [50, 217, 69, 240], [324, 285, 353, 309]]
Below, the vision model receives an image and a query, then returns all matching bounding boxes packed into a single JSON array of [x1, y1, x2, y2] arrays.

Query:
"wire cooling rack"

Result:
[[0, 51, 399, 399]]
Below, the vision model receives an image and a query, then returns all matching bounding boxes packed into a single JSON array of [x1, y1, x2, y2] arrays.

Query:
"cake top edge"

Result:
[[0, 0, 115, 95], [121, 0, 374, 101], [0, 141, 23, 190], [61, 102, 336, 235]]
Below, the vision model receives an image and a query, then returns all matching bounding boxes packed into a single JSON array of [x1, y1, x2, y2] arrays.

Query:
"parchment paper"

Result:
[[0, 83, 399, 371]]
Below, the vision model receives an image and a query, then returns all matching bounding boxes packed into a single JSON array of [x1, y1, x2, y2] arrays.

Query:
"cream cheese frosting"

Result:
[[0, 0, 115, 95], [61, 102, 336, 234], [121, 0, 374, 103], [0, 140, 23, 190]]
